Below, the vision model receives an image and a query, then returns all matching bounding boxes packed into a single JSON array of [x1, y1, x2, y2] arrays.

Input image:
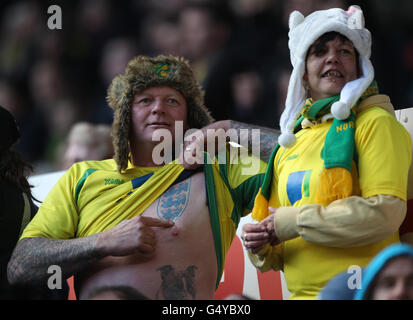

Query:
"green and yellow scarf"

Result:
[[252, 80, 379, 221]]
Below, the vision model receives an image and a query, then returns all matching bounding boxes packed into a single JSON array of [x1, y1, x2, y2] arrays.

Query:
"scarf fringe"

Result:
[[251, 188, 270, 221], [315, 167, 353, 206]]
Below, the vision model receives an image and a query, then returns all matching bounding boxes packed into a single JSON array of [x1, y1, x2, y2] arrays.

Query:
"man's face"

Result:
[[371, 256, 413, 300], [129, 85, 188, 146]]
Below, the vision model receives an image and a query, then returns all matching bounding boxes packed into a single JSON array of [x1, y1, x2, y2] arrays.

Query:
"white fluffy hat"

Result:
[[278, 5, 374, 148]]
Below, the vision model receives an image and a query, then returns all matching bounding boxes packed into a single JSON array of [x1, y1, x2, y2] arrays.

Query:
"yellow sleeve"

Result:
[[225, 145, 267, 212], [356, 107, 411, 200], [247, 243, 284, 272], [273, 194, 406, 247], [19, 166, 79, 240]]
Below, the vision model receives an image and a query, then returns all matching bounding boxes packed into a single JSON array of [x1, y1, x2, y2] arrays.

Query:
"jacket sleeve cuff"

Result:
[[274, 206, 300, 241]]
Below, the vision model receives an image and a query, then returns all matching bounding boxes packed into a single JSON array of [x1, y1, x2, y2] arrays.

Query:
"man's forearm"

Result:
[[229, 120, 279, 162], [191, 120, 279, 163], [7, 236, 101, 286]]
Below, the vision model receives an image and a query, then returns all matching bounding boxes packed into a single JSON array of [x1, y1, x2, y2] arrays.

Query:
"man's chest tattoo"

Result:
[[157, 178, 191, 222], [155, 265, 198, 300]]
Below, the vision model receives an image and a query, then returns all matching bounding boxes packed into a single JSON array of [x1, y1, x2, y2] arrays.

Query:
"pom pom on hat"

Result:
[[331, 101, 350, 120], [278, 131, 296, 148]]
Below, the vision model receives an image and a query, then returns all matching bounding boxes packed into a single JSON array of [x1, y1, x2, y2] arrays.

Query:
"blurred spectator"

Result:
[[229, 0, 283, 64], [261, 66, 292, 129], [319, 244, 413, 300], [224, 293, 252, 300], [33, 31, 64, 64], [354, 243, 413, 300], [219, 0, 285, 126], [231, 69, 262, 121], [89, 37, 137, 124], [139, 0, 188, 16], [0, 104, 67, 299], [100, 39, 138, 87], [0, 79, 49, 165], [229, 66, 276, 127], [28, 60, 65, 114], [59, 122, 114, 170], [179, 1, 232, 82], [0, 1, 43, 81], [27, 60, 81, 172], [43, 98, 82, 172], [178, 1, 236, 121], [281, 0, 347, 26], [318, 270, 363, 300], [84, 285, 148, 300], [140, 13, 181, 56]]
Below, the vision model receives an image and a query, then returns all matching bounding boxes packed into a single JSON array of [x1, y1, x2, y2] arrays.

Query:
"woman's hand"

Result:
[[241, 223, 269, 254], [241, 207, 281, 253], [262, 207, 281, 246]]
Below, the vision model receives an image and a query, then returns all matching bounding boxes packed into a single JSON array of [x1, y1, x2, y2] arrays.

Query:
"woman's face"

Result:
[[304, 36, 359, 101]]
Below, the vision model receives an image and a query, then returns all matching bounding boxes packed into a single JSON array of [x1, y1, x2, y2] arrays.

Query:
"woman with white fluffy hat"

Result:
[[239, 5, 412, 299]]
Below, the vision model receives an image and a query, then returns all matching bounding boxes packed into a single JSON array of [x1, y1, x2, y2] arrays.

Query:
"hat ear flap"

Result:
[[331, 56, 375, 120], [278, 59, 306, 148], [107, 73, 132, 172], [112, 106, 130, 173], [289, 11, 305, 30], [107, 74, 129, 110]]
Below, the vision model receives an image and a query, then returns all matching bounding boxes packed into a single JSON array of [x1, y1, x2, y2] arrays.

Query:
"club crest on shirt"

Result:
[[157, 178, 191, 221]]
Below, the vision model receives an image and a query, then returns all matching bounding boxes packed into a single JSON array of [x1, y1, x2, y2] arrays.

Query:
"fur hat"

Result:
[[278, 5, 374, 148], [107, 55, 214, 172]]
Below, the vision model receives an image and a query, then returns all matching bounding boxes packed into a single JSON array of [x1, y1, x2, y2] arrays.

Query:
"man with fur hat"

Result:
[[8, 55, 267, 300]]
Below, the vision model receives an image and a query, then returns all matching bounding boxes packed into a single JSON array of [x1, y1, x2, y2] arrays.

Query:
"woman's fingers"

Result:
[[241, 223, 270, 253], [242, 230, 269, 242]]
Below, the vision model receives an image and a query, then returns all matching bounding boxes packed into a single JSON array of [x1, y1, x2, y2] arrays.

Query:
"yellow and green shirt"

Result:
[[21, 148, 267, 288]]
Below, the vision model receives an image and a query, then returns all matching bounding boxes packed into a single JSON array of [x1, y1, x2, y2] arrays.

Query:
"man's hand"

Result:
[[179, 135, 205, 170], [179, 120, 231, 170], [95, 216, 174, 258]]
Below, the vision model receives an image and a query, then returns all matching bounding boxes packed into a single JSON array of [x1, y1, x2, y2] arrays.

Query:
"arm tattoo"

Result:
[[7, 235, 101, 286], [156, 178, 191, 222], [230, 120, 280, 162], [155, 265, 198, 300]]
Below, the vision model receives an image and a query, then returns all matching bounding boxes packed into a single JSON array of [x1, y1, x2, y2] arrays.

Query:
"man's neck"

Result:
[[130, 143, 161, 167], [129, 141, 176, 167]]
